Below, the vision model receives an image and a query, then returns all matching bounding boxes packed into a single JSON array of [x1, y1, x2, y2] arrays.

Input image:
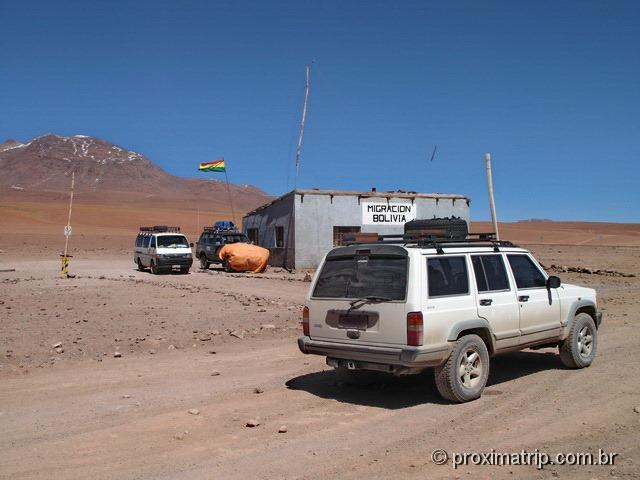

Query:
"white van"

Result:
[[134, 226, 193, 274]]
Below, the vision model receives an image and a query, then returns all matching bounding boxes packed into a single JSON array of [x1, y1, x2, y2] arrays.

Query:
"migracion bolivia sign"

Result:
[[362, 200, 417, 225]]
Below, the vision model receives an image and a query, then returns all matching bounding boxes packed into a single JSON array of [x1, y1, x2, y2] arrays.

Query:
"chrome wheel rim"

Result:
[[577, 326, 593, 358], [458, 349, 482, 389]]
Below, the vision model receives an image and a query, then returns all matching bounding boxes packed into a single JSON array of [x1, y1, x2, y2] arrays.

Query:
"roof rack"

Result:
[[139, 225, 181, 233], [203, 226, 239, 232], [345, 232, 517, 253]]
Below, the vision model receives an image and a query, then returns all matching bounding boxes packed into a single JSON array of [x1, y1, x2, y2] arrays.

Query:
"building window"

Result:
[[275, 226, 284, 248], [247, 228, 259, 244], [333, 226, 361, 246]]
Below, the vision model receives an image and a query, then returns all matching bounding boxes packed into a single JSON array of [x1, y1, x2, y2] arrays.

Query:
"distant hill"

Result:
[[0, 133, 270, 213]]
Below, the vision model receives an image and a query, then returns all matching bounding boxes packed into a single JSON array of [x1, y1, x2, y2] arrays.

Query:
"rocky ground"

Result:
[[0, 244, 639, 479]]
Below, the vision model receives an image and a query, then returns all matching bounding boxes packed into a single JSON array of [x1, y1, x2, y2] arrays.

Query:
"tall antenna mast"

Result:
[[284, 64, 312, 271], [293, 64, 311, 189]]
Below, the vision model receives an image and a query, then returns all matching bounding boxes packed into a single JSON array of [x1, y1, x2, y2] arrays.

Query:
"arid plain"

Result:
[[1, 191, 639, 480]]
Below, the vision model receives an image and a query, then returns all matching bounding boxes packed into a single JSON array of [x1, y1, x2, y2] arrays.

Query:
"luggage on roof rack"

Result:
[[139, 226, 181, 233], [212, 220, 237, 232]]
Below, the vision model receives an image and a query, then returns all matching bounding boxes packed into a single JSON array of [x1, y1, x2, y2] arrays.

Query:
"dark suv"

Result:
[[195, 227, 249, 269]]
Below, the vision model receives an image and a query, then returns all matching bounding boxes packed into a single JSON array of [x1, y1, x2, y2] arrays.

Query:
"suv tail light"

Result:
[[302, 306, 310, 336], [407, 312, 423, 346]]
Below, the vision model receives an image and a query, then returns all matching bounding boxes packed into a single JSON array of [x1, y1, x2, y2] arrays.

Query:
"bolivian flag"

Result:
[[198, 160, 225, 172]]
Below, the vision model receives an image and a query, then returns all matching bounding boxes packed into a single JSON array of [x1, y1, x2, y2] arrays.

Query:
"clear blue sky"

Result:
[[1, 0, 639, 221]]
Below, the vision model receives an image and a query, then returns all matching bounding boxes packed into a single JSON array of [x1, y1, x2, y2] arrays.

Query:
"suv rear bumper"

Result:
[[297, 336, 449, 368]]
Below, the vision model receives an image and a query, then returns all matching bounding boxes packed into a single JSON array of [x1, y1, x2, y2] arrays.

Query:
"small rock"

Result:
[[253, 387, 264, 394], [246, 419, 260, 427], [54, 347, 64, 354], [278, 425, 287, 433], [52, 342, 63, 348], [208, 350, 217, 355], [198, 334, 211, 342], [303, 273, 312, 282], [113, 352, 122, 358], [167, 344, 176, 350], [122, 394, 131, 399], [633, 406, 640, 414], [173, 431, 187, 440], [260, 324, 276, 330], [257, 308, 267, 313], [229, 330, 244, 339], [148, 349, 156, 355], [210, 371, 221, 376], [188, 408, 200, 415]]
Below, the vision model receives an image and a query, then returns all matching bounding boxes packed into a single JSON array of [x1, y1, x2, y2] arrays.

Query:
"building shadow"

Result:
[[285, 350, 564, 409]]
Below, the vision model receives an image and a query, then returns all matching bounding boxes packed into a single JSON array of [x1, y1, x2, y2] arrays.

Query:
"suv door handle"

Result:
[[518, 295, 530, 302], [479, 299, 493, 306]]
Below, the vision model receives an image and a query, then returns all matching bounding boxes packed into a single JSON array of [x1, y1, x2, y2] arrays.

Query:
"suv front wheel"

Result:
[[199, 253, 210, 270], [559, 313, 597, 368], [434, 334, 490, 403]]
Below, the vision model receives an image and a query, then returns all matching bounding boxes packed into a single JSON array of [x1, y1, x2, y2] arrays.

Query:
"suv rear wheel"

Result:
[[559, 313, 597, 368], [434, 334, 490, 403], [199, 253, 210, 270]]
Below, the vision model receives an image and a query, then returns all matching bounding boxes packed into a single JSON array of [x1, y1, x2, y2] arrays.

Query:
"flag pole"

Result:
[[222, 157, 237, 226]]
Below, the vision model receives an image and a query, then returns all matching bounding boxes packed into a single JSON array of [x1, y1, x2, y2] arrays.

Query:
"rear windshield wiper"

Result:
[[348, 296, 393, 310]]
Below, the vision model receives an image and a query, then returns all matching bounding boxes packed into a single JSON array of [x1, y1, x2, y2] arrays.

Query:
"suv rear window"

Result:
[[312, 255, 407, 300], [427, 256, 469, 297]]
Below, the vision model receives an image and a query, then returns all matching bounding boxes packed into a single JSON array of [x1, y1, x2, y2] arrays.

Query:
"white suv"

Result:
[[298, 238, 602, 403]]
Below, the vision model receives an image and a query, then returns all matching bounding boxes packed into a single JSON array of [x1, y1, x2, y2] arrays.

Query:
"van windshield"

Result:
[[156, 235, 189, 248], [312, 256, 407, 300]]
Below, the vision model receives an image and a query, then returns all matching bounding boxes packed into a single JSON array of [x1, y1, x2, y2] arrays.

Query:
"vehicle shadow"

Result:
[[285, 350, 564, 409]]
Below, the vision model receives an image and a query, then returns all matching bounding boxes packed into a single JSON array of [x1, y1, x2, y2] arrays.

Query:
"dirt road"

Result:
[[1, 246, 639, 479]]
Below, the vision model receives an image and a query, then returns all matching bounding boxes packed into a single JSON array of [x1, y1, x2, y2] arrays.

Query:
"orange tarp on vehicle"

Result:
[[218, 243, 270, 273]]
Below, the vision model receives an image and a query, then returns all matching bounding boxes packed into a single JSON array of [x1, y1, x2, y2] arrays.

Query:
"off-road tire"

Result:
[[199, 254, 209, 270], [137, 258, 145, 272], [434, 334, 490, 403], [150, 260, 160, 275], [559, 313, 597, 368]]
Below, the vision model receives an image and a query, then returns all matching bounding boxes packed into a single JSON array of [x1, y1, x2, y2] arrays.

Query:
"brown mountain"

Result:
[[0, 133, 270, 212]]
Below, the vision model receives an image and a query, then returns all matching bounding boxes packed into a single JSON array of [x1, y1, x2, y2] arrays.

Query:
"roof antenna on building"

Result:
[[429, 145, 438, 162]]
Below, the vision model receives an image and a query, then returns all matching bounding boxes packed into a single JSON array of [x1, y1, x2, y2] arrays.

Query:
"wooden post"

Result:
[[61, 172, 75, 277], [484, 153, 500, 240]]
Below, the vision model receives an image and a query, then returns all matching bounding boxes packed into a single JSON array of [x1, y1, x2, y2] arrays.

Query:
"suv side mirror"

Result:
[[546, 275, 561, 289]]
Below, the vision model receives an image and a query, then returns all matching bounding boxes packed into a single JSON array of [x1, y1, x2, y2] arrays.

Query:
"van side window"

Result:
[[142, 236, 150, 248], [507, 254, 546, 289], [471, 255, 510, 292], [135, 235, 142, 247], [427, 256, 469, 297]]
